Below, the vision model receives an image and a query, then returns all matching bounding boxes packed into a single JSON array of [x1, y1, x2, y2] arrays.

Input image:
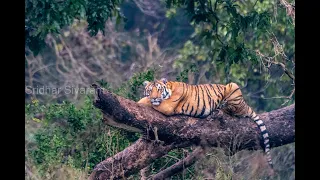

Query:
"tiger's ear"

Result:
[[160, 78, 168, 84], [143, 81, 150, 86]]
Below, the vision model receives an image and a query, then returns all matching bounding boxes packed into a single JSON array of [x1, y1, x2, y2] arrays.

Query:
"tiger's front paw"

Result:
[[210, 109, 223, 119]]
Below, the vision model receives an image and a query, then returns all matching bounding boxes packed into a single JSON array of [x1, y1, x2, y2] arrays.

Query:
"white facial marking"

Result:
[[152, 102, 160, 106]]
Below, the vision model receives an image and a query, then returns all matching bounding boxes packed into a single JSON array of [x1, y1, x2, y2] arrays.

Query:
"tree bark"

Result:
[[89, 84, 295, 179]]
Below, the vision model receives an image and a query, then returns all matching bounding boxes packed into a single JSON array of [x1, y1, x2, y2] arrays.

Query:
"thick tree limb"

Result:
[[89, 84, 295, 179]]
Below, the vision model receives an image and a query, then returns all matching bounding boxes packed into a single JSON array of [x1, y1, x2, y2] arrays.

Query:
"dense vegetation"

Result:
[[25, 0, 295, 179]]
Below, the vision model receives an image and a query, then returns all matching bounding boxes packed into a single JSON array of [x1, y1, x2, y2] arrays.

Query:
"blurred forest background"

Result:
[[25, 0, 295, 179]]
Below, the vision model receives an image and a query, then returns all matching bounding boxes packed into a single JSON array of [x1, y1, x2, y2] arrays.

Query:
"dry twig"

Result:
[[279, 0, 295, 25]]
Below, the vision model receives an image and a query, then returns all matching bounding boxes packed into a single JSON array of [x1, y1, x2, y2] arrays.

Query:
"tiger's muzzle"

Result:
[[150, 98, 162, 106]]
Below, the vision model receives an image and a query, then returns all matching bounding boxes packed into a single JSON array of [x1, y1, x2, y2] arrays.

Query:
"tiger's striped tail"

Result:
[[251, 112, 273, 168]]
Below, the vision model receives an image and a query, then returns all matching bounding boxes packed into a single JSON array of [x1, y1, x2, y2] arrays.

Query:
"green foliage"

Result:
[[86, 0, 125, 36], [96, 79, 112, 90], [26, 97, 138, 177], [25, 70, 160, 177], [98, 69, 155, 101], [117, 70, 155, 101], [25, 0, 124, 55], [176, 63, 199, 82], [167, 0, 294, 111], [167, 0, 272, 67]]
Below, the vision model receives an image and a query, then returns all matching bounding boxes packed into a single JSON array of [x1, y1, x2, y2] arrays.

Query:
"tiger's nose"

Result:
[[150, 98, 160, 102]]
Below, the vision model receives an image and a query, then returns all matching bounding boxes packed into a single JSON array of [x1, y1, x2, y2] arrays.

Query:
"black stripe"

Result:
[[209, 95, 212, 114], [185, 84, 189, 97], [173, 83, 185, 102], [260, 129, 267, 134], [228, 101, 245, 109], [182, 84, 189, 114], [204, 86, 213, 112], [162, 87, 168, 98], [229, 99, 243, 105], [210, 84, 218, 97], [252, 114, 257, 119], [194, 85, 200, 117], [185, 103, 190, 114], [227, 104, 238, 111], [238, 101, 247, 110], [247, 106, 251, 116], [258, 123, 265, 127], [216, 84, 224, 97], [204, 85, 213, 98], [181, 84, 189, 108], [229, 99, 242, 105], [194, 85, 197, 101], [249, 109, 254, 117], [190, 106, 194, 116], [224, 87, 240, 100], [181, 101, 187, 114], [199, 85, 206, 117], [210, 85, 222, 108], [233, 94, 243, 98], [230, 103, 243, 114]]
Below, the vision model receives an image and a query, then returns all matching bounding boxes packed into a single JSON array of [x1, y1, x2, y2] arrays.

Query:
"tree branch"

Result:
[[152, 147, 204, 180], [88, 138, 191, 180], [140, 164, 150, 180], [279, 0, 295, 25], [89, 84, 295, 179]]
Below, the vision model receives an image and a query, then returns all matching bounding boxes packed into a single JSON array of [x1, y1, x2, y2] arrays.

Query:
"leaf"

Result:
[[32, 118, 42, 123], [217, 47, 227, 61]]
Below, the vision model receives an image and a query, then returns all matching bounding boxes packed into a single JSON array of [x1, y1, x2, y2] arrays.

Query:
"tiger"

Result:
[[137, 78, 273, 168]]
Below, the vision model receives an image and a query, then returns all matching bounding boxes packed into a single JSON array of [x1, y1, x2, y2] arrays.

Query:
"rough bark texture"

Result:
[[89, 85, 295, 179]]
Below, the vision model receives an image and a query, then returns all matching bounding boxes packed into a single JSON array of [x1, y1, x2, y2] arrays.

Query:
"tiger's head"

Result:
[[143, 78, 172, 106]]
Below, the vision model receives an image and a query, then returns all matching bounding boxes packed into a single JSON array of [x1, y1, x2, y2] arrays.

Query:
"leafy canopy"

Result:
[[25, 0, 124, 55]]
